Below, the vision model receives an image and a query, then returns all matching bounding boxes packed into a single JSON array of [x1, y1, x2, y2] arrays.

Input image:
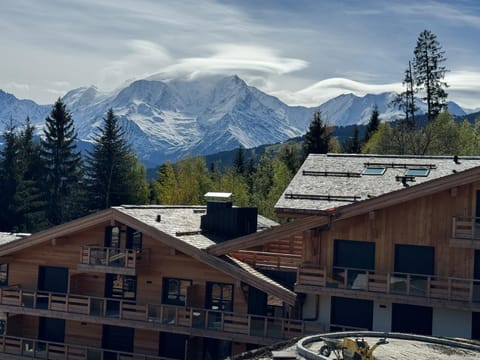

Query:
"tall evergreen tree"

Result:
[[41, 98, 83, 225], [393, 61, 418, 127], [16, 118, 47, 231], [303, 111, 331, 157], [0, 122, 21, 231], [363, 105, 380, 144], [86, 108, 146, 209], [413, 30, 448, 122], [343, 125, 361, 153], [233, 146, 245, 175]]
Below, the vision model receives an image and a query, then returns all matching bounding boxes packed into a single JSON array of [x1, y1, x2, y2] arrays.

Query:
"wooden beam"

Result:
[[0, 209, 114, 257]]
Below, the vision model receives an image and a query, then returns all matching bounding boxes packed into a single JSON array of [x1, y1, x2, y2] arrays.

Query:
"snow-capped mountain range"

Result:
[[0, 75, 471, 166]]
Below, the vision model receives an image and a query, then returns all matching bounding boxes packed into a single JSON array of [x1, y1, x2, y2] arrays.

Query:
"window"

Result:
[[162, 278, 192, 306], [126, 227, 142, 252], [405, 168, 430, 177], [362, 167, 386, 176], [108, 274, 137, 300], [206, 282, 234, 311], [0, 264, 7, 286]]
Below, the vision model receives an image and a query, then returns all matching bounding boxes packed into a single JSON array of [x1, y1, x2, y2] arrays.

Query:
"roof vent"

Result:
[[156, 214, 161, 223], [453, 155, 460, 164]]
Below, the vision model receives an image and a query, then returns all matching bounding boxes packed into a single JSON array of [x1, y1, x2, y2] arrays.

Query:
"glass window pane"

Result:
[[362, 167, 386, 175], [405, 168, 430, 177]]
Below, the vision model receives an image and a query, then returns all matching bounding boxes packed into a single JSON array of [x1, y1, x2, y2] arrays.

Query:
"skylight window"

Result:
[[405, 168, 430, 177], [362, 167, 386, 176]]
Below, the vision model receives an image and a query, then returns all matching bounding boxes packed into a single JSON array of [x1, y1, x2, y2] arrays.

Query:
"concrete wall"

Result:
[[433, 308, 472, 338], [302, 294, 331, 330]]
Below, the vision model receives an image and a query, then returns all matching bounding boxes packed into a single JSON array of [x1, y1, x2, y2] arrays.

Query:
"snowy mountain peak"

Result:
[[0, 75, 473, 166]]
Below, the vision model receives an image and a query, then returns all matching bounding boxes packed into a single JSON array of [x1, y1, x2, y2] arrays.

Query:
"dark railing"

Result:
[[452, 216, 480, 241], [80, 246, 150, 269], [0, 334, 170, 359], [297, 265, 480, 304], [0, 287, 307, 341]]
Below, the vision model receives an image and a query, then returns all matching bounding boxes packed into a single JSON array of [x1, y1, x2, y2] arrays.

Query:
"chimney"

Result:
[[156, 215, 161, 223]]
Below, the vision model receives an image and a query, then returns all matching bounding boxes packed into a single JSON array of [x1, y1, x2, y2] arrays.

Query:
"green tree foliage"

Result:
[[0, 122, 21, 231], [174, 157, 213, 204], [362, 122, 396, 154], [303, 111, 331, 157], [41, 98, 84, 225], [0, 119, 46, 232], [278, 142, 303, 176], [151, 162, 178, 204], [343, 125, 361, 153], [233, 146, 245, 175], [413, 30, 448, 122], [426, 112, 459, 155], [363, 105, 380, 144], [393, 61, 417, 126], [86, 108, 147, 209]]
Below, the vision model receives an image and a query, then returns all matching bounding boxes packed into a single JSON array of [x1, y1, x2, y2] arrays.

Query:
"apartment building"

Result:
[[0, 196, 322, 360], [210, 154, 480, 340]]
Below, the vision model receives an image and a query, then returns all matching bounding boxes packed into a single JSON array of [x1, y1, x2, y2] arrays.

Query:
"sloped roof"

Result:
[[0, 206, 296, 305], [0, 232, 30, 246], [275, 153, 480, 214], [209, 154, 480, 255]]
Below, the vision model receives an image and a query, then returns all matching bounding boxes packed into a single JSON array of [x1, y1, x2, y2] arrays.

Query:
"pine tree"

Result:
[[413, 30, 448, 122], [363, 105, 380, 144], [16, 118, 47, 231], [0, 122, 21, 231], [393, 61, 417, 127], [233, 146, 245, 175], [41, 98, 83, 225], [303, 111, 331, 157], [86, 108, 147, 209], [343, 125, 361, 153]]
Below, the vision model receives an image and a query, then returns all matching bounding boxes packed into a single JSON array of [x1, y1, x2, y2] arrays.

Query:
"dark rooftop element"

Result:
[[201, 200, 258, 241], [303, 170, 361, 177]]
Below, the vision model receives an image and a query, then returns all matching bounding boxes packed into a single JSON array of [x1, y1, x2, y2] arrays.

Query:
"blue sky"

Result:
[[1, 0, 479, 108]]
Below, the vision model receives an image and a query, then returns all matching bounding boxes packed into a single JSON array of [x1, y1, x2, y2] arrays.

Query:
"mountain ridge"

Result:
[[0, 75, 472, 166]]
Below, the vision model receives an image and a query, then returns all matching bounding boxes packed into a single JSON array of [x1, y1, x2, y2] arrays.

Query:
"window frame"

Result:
[[362, 167, 386, 176], [206, 282, 234, 312], [162, 277, 192, 306], [405, 168, 430, 177], [0, 264, 8, 287]]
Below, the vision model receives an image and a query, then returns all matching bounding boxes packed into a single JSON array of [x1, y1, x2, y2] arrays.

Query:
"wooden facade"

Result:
[[0, 205, 320, 360], [221, 155, 480, 340]]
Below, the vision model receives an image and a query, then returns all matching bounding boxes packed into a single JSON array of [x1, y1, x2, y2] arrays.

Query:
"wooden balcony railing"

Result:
[[0, 287, 309, 342], [230, 250, 302, 271], [80, 246, 150, 270], [0, 334, 170, 359], [296, 265, 480, 305], [452, 216, 480, 241]]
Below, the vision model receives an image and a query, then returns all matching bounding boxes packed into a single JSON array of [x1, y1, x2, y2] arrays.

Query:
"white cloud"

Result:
[[100, 40, 172, 89], [5, 82, 30, 91], [154, 44, 308, 81], [272, 78, 402, 107]]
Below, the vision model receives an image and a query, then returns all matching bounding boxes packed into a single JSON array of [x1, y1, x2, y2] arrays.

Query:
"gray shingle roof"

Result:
[[275, 153, 480, 213], [115, 205, 278, 250], [0, 232, 30, 246]]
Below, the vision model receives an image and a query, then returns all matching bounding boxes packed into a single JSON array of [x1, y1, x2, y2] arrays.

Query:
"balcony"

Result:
[[450, 216, 480, 248], [296, 265, 480, 310], [230, 250, 302, 272], [78, 246, 150, 275], [0, 335, 168, 360], [0, 287, 322, 345]]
